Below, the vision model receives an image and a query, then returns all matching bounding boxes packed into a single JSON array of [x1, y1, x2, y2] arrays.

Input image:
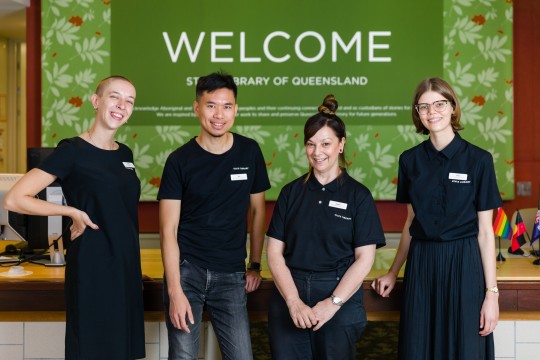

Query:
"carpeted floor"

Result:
[[250, 321, 399, 359]]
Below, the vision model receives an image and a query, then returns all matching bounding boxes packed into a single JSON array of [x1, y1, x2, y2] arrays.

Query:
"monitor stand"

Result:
[[29, 249, 65, 267], [28, 234, 66, 267]]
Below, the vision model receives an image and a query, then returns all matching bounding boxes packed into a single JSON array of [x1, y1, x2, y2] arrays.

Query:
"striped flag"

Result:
[[511, 210, 527, 252], [493, 207, 511, 239]]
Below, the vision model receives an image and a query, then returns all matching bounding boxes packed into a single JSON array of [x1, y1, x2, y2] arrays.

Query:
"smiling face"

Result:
[[416, 91, 455, 137], [91, 78, 136, 130], [305, 125, 345, 177], [193, 88, 238, 138]]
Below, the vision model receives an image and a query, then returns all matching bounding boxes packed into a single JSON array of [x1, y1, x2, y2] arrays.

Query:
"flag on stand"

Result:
[[493, 207, 512, 238], [511, 210, 527, 252], [531, 209, 540, 246]]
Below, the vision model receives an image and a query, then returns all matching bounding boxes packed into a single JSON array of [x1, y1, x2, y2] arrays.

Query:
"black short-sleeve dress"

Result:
[[39, 137, 145, 360], [396, 134, 502, 360]]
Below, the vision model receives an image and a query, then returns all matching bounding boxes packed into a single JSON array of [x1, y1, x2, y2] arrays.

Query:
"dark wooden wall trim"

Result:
[[2, 280, 540, 313], [26, 0, 41, 148], [510, 0, 540, 216]]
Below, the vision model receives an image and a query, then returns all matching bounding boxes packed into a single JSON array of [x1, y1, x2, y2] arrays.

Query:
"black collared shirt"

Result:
[[267, 170, 385, 272], [397, 133, 502, 241]]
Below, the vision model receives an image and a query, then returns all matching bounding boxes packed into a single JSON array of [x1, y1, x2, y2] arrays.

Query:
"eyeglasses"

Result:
[[415, 100, 450, 115]]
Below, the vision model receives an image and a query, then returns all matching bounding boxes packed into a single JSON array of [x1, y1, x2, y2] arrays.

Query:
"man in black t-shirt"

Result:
[[158, 71, 270, 360]]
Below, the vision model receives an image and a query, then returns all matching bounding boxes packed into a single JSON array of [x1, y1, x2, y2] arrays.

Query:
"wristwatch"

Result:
[[331, 294, 344, 307], [248, 262, 261, 271], [485, 286, 499, 294]]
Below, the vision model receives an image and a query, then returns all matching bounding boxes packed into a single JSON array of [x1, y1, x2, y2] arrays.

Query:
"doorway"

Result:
[[0, 4, 27, 173]]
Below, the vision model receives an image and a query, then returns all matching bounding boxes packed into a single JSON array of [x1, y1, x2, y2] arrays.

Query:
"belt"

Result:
[[289, 266, 348, 280]]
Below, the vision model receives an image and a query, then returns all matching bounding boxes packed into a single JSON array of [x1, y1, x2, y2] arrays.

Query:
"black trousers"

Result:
[[268, 268, 367, 360]]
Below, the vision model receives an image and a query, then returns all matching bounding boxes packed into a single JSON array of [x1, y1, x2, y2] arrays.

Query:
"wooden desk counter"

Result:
[[2, 249, 540, 321]]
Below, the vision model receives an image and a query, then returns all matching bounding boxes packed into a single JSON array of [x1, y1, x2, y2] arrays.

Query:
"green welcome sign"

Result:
[[111, 0, 442, 127], [41, 0, 513, 201]]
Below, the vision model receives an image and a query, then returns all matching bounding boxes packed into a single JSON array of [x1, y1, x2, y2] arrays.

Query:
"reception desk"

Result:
[[2, 248, 540, 359], [1, 248, 540, 320]]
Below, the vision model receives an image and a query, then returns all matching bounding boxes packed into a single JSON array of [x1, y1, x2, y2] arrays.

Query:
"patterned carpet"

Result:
[[250, 321, 399, 359]]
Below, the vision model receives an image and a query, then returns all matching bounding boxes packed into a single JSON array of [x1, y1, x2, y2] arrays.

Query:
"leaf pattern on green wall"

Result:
[[41, 0, 514, 201], [155, 126, 190, 145]]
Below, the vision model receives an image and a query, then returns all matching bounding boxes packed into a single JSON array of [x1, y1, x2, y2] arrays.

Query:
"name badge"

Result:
[[328, 200, 348, 210], [123, 162, 135, 170], [449, 172, 467, 181], [231, 173, 248, 181]]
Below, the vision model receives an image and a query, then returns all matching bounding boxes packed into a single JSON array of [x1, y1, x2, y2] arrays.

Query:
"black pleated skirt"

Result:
[[398, 236, 495, 360]]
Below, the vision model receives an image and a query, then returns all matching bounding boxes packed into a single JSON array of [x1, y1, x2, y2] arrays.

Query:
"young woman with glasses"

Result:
[[372, 77, 501, 360]]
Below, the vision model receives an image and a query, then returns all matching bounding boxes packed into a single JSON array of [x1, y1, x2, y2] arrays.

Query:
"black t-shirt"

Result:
[[267, 170, 385, 272], [397, 133, 502, 241], [157, 133, 271, 272]]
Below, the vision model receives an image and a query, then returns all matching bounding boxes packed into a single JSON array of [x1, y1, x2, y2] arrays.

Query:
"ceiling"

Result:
[[0, 0, 28, 41]]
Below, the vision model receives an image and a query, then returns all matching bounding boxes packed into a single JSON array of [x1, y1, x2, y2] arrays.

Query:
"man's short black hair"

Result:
[[196, 71, 237, 101]]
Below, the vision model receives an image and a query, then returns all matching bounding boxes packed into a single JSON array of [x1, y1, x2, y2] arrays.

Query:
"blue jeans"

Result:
[[164, 259, 253, 360], [268, 267, 367, 360]]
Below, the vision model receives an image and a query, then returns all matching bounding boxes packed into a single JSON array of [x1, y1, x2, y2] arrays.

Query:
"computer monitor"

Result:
[[26, 147, 69, 266], [0, 173, 27, 243], [26, 147, 55, 253]]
